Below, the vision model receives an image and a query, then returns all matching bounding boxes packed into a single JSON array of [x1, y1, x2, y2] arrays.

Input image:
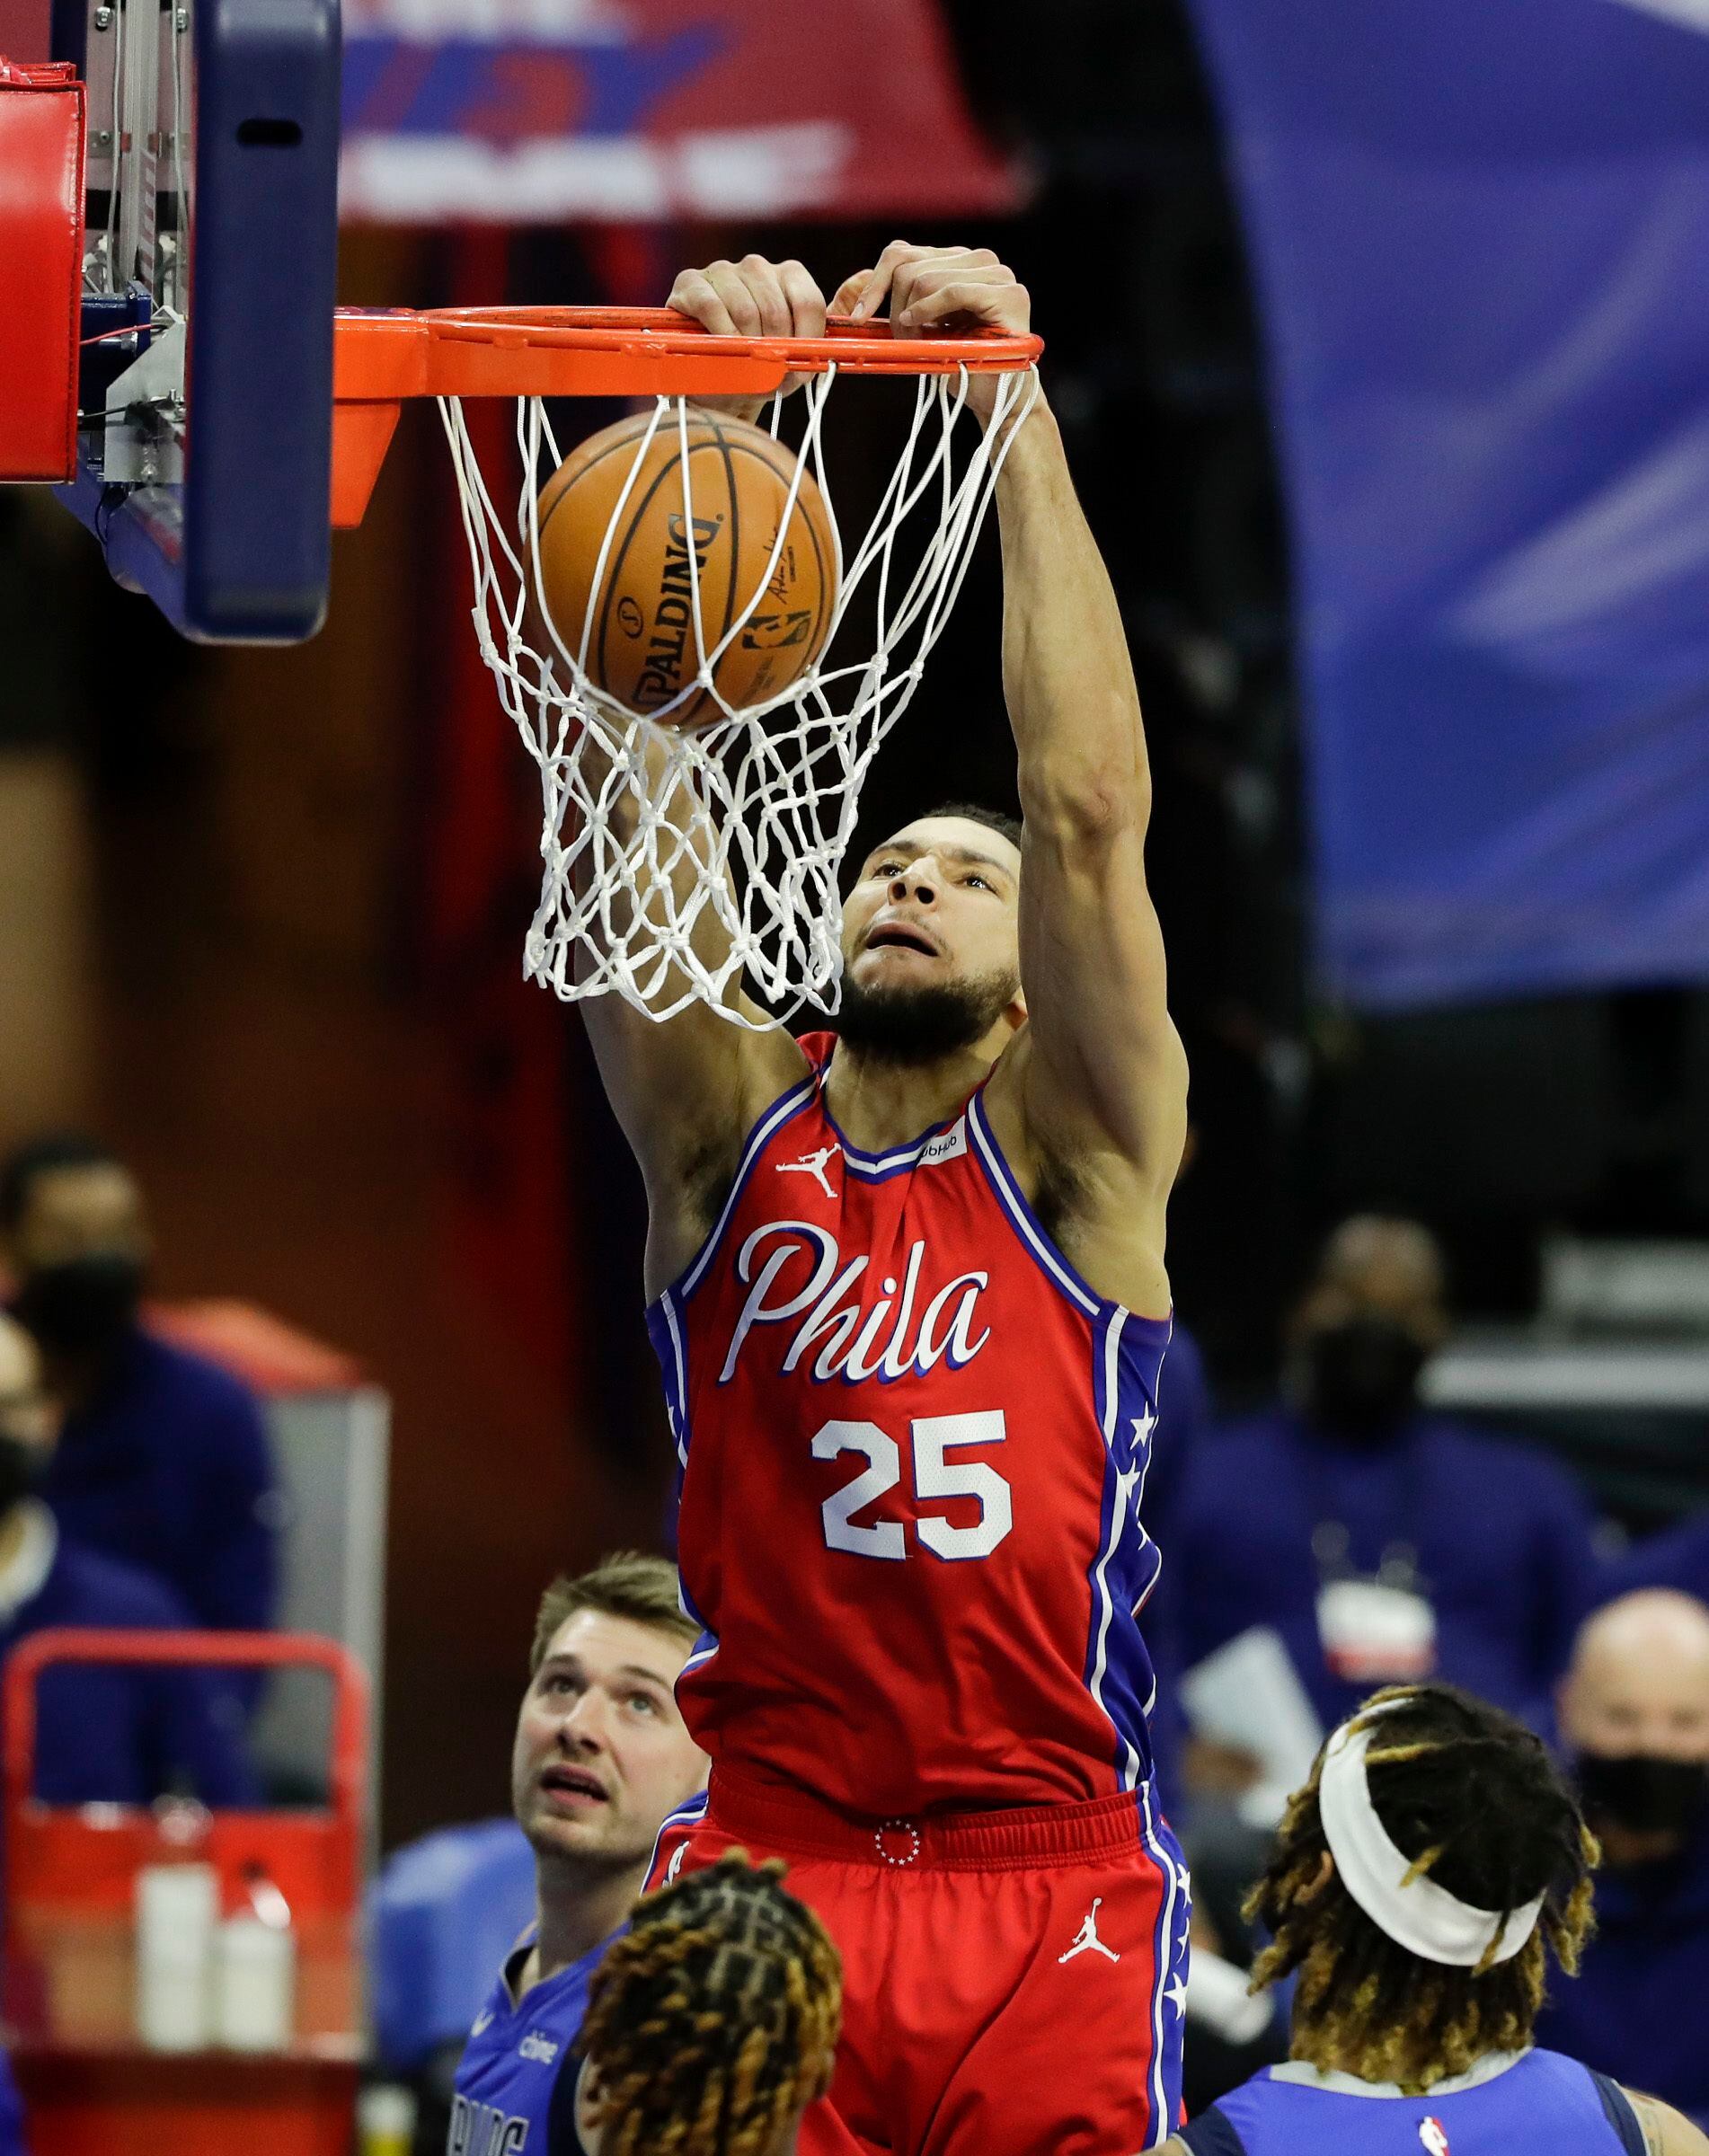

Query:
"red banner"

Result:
[[339, 0, 1018, 223]]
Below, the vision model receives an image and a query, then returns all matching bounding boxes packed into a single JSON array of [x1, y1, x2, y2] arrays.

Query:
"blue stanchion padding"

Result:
[[368, 1817, 536, 2072]]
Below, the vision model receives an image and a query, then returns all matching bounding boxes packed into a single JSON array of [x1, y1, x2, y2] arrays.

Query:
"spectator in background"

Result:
[[1540, 1589, 1709, 2128], [1599, 1508, 1709, 1611], [1166, 1215, 1598, 1746], [0, 1135, 279, 1664], [0, 1309, 252, 1805]]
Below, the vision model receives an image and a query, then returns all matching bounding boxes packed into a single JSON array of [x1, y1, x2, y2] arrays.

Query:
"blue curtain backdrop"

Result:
[[1183, 0, 1709, 1008]]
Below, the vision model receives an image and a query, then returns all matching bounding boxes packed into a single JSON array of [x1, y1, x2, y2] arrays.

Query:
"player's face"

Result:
[[841, 816, 1023, 1003], [511, 1611, 706, 1869]]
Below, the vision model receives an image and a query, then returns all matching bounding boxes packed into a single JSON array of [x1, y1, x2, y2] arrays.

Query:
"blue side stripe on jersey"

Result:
[[644, 1786, 711, 1886], [1139, 1779, 1188, 2148], [1086, 1307, 1142, 1789], [677, 1572, 718, 1681], [1084, 1304, 1169, 1794], [654, 1290, 691, 1468]]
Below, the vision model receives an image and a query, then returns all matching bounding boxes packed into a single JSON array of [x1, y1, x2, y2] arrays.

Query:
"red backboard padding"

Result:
[[0, 58, 83, 483]]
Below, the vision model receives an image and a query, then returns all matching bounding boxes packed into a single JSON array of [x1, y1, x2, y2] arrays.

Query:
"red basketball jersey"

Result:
[[649, 1033, 1172, 1816]]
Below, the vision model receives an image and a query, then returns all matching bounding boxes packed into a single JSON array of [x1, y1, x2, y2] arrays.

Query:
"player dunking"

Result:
[[579, 244, 1191, 2154]]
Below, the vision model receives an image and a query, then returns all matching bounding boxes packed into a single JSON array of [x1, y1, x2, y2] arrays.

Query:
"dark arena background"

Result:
[[0, 0, 1707, 2146]]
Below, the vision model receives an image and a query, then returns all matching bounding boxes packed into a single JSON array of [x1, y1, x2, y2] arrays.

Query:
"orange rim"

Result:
[[333, 304, 1040, 397], [328, 305, 1040, 529]]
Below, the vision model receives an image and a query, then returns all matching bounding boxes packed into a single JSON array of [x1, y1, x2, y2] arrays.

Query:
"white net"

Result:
[[439, 363, 1039, 1026]]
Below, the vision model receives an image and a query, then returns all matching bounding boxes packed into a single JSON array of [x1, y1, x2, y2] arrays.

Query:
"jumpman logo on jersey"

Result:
[[776, 1145, 839, 1199], [1058, 1897, 1120, 1965]]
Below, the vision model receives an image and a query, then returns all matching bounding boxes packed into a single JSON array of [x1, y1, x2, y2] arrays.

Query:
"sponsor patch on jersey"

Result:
[[921, 1120, 968, 1165], [518, 2031, 561, 2064]]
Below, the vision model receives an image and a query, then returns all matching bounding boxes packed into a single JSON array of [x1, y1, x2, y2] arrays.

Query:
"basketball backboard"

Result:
[[41, 0, 341, 641]]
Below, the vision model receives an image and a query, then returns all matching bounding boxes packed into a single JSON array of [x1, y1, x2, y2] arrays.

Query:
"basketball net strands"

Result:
[[18, 0, 1036, 1021], [332, 308, 1042, 1028]]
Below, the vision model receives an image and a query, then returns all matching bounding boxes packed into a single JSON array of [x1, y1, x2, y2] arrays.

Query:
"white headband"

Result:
[[1317, 1702, 1545, 1968]]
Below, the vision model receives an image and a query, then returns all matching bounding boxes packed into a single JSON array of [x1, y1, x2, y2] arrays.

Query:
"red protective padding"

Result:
[[0, 57, 84, 482], [3, 1630, 368, 2156]]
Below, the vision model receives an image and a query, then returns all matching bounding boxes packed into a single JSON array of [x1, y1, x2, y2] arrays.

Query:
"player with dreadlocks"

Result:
[[1167, 1683, 1709, 2156], [550, 1852, 841, 2156]]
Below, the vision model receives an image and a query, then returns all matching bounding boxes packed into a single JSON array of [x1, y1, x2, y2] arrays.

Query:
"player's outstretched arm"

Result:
[[846, 244, 1186, 1305], [996, 378, 1188, 1180], [574, 256, 830, 1292], [1629, 2090, 1709, 2156]]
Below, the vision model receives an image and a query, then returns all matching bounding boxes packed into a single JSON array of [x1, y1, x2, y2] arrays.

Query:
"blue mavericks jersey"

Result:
[[1183, 2048, 1644, 2156], [447, 1925, 621, 2156]]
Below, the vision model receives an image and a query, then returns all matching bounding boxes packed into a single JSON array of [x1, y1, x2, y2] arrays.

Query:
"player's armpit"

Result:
[[580, 991, 806, 1296], [571, 728, 806, 1293], [1628, 2089, 1709, 2156]]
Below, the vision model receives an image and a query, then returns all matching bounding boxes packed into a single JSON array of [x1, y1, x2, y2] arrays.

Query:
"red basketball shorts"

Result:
[[647, 1764, 1191, 2156]]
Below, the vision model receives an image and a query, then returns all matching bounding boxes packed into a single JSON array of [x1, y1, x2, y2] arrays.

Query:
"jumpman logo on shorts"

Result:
[[776, 1145, 839, 1199], [1058, 1897, 1120, 1965]]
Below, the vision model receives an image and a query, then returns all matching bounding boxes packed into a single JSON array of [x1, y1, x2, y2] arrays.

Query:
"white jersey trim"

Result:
[[1269, 2048, 1532, 2099]]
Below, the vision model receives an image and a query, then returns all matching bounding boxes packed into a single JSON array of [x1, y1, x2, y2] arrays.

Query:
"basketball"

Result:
[[532, 410, 838, 726]]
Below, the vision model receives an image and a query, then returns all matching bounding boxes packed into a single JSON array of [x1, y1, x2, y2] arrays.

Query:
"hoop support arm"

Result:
[[330, 305, 1043, 528]]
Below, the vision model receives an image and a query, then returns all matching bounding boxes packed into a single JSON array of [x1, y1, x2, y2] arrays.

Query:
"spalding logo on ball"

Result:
[[532, 411, 838, 728]]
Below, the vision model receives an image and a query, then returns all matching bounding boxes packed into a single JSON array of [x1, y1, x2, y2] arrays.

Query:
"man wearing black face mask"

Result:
[[0, 1135, 279, 1679], [1158, 1215, 1598, 1754], [0, 1310, 252, 1805], [1539, 1590, 1709, 2127]]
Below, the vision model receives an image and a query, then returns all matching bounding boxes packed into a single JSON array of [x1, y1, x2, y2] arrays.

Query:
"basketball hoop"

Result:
[[332, 305, 1042, 1025]]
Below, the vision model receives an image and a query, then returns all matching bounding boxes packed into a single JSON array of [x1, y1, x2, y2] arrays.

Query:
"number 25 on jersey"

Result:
[[812, 1410, 1013, 1562]]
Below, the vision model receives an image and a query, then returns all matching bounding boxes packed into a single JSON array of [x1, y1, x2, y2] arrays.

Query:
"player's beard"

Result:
[[836, 964, 1020, 1065]]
